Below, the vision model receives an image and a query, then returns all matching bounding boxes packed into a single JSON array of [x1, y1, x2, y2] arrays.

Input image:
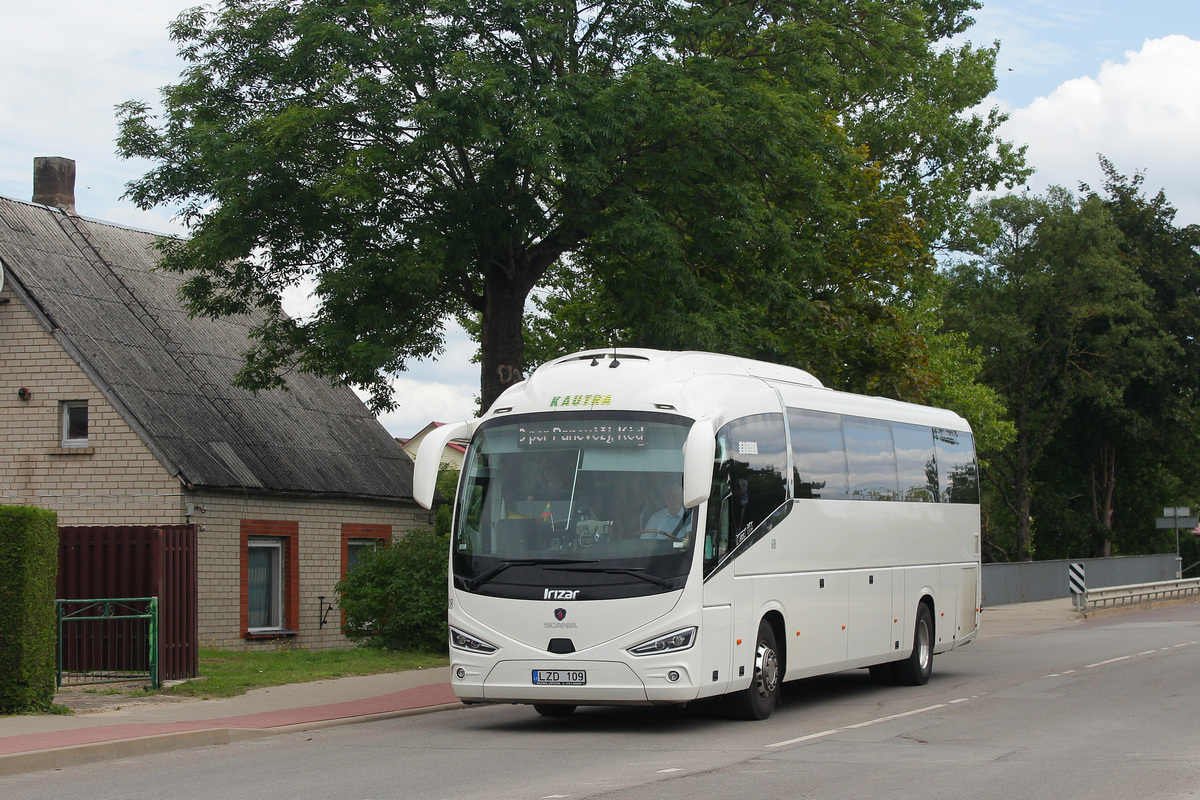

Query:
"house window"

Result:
[[61, 400, 88, 446], [241, 520, 299, 637], [346, 538, 380, 572], [247, 538, 283, 631], [342, 524, 391, 576]]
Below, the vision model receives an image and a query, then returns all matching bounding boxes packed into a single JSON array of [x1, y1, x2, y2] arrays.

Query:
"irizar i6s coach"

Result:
[[414, 349, 981, 720]]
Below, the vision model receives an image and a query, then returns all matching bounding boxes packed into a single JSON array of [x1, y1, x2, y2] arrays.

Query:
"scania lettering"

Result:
[[414, 349, 981, 720]]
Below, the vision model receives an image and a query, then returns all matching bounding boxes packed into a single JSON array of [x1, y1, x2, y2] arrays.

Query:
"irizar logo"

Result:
[[543, 589, 580, 600]]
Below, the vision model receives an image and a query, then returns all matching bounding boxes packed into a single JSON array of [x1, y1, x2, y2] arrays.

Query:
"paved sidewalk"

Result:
[[0, 667, 459, 776], [0, 599, 1091, 777]]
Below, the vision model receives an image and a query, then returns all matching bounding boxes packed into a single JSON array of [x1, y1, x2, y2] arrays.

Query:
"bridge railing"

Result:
[[1078, 577, 1200, 616]]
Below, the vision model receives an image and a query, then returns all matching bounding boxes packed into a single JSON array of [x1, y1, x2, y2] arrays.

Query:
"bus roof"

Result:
[[487, 349, 970, 432]]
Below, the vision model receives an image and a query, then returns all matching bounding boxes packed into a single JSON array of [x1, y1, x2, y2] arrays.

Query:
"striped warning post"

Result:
[[1069, 562, 1086, 610]]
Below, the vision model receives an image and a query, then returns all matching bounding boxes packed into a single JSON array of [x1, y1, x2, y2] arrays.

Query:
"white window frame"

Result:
[[60, 400, 88, 447], [247, 537, 284, 632], [345, 537, 382, 573]]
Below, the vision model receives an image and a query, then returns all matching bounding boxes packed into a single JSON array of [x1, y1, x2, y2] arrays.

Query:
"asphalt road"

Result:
[[6, 603, 1200, 800]]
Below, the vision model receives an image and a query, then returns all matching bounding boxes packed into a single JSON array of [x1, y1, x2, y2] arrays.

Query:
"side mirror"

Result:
[[682, 418, 716, 508], [412, 420, 475, 509]]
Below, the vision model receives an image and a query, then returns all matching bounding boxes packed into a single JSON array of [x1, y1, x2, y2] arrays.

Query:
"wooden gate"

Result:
[[58, 525, 198, 681]]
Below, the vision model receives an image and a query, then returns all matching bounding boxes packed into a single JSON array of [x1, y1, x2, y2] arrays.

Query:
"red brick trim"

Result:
[[339, 523, 391, 632], [340, 523, 392, 576], [240, 519, 300, 638]]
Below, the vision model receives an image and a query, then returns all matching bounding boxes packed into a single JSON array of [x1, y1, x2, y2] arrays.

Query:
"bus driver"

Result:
[[640, 481, 691, 541]]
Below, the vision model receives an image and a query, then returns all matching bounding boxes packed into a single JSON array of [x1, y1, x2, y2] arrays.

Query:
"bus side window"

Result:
[[843, 417, 899, 501], [787, 408, 849, 500], [892, 422, 938, 502], [934, 428, 979, 504], [705, 465, 733, 571], [707, 414, 787, 557]]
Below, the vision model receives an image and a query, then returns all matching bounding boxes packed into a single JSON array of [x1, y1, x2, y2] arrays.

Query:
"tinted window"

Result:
[[934, 428, 979, 504], [843, 418, 898, 501], [788, 408, 849, 500], [892, 423, 938, 502], [705, 414, 788, 573]]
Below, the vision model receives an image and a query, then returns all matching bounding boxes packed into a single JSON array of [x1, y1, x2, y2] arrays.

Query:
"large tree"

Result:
[[944, 189, 1165, 561], [1028, 163, 1200, 559], [118, 0, 1024, 412]]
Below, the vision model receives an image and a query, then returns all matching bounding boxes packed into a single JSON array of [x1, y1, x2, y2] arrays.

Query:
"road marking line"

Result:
[[1084, 655, 1131, 668], [655, 769, 683, 774], [765, 703, 949, 748], [1138, 650, 1158, 656]]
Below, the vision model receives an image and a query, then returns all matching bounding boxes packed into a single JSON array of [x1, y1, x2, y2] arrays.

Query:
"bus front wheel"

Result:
[[891, 604, 934, 686], [732, 619, 781, 720]]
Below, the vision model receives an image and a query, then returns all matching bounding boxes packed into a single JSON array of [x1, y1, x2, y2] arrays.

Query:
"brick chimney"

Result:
[[33, 156, 77, 215]]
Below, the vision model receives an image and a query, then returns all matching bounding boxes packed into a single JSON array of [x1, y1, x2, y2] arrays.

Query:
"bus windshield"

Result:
[[452, 414, 696, 600]]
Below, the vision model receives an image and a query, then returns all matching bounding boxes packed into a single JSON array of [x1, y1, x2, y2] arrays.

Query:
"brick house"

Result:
[[0, 158, 431, 649]]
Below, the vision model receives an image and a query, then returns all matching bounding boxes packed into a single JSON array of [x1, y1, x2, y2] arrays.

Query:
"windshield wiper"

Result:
[[465, 558, 599, 591], [552, 566, 675, 590]]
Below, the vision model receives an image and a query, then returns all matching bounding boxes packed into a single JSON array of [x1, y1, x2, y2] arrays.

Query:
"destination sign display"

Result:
[[517, 424, 647, 448]]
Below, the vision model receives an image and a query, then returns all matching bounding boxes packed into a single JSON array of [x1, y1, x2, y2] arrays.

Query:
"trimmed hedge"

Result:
[[0, 505, 58, 714], [336, 528, 448, 652]]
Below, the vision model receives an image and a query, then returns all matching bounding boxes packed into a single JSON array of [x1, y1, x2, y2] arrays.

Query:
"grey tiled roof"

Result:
[[0, 196, 414, 501]]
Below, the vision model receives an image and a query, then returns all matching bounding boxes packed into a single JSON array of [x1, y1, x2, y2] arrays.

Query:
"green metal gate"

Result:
[[56, 597, 159, 690]]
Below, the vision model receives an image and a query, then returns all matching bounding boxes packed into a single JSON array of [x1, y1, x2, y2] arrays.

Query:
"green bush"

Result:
[[434, 465, 460, 537], [0, 504, 58, 714], [336, 528, 449, 652]]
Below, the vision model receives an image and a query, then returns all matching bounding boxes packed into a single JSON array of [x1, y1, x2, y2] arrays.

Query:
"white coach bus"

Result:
[[414, 349, 980, 720]]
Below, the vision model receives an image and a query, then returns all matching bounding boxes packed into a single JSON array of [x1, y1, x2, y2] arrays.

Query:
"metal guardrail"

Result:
[[56, 597, 159, 690], [1076, 578, 1200, 616]]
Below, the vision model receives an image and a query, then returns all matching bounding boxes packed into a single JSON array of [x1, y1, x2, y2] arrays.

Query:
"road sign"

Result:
[[1156, 516, 1199, 528]]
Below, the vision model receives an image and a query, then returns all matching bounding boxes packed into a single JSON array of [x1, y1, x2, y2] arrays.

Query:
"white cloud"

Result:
[[361, 322, 481, 439], [0, 1, 191, 218], [1004, 35, 1200, 224]]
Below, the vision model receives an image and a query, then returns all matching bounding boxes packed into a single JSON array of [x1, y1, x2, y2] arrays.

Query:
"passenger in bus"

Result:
[[640, 481, 692, 541], [526, 454, 572, 500]]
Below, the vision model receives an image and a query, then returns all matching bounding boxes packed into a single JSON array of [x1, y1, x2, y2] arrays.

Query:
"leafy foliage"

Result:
[[945, 177, 1184, 561], [1026, 163, 1200, 560], [435, 464, 461, 536], [336, 529, 449, 652], [118, 0, 1024, 411], [0, 505, 58, 714]]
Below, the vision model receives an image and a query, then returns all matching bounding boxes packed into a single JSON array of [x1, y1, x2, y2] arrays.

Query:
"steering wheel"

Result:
[[635, 529, 684, 542]]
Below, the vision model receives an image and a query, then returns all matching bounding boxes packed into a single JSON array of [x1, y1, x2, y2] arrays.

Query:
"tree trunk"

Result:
[[1013, 476, 1034, 562], [479, 269, 533, 412], [1090, 444, 1117, 558], [1010, 419, 1035, 562]]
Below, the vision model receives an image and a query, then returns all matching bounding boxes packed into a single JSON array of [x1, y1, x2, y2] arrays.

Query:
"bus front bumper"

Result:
[[451, 658, 701, 706]]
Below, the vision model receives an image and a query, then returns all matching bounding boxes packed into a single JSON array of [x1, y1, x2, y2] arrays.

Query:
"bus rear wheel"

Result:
[[891, 604, 934, 686], [732, 619, 781, 720], [533, 704, 577, 717]]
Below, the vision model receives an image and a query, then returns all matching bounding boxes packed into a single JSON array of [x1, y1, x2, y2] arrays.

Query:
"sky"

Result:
[[1, 0, 1198, 438]]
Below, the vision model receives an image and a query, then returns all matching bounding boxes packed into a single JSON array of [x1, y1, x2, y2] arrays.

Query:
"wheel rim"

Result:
[[755, 640, 780, 698], [916, 617, 931, 670]]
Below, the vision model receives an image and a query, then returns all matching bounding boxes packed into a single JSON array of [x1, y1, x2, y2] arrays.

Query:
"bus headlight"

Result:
[[627, 627, 697, 656], [450, 626, 499, 654]]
